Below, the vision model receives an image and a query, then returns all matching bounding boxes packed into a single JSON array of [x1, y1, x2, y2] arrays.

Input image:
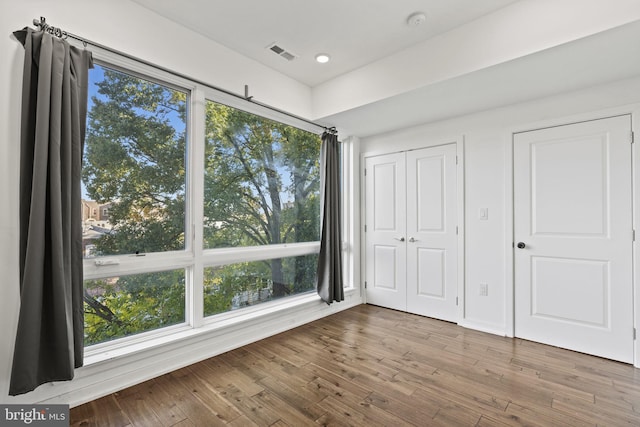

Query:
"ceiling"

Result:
[[322, 19, 640, 137], [131, 0, 518, 87], [130, 0, 640, 137]]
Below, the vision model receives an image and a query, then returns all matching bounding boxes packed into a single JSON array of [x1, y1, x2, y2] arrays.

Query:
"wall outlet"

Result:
[[479, 283, 488, 296]]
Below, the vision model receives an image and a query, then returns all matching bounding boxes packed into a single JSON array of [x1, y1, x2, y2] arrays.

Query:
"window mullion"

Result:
[[189, 86, 207, 329]]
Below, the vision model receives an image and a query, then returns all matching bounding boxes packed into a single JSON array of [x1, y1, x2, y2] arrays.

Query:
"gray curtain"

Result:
[[316, 131, 344, 304], [10, 28, 92, 396]]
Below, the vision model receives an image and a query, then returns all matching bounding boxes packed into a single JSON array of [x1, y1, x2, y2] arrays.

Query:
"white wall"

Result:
[[360, 75, 640, 334], [0, 0, 363, 405]]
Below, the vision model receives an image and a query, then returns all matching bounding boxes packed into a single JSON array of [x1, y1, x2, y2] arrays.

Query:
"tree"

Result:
[[203, 102, 321, 298], [82, 66, 188, 344], [83, 68, 187, 256], [82, 65, 321, 345], [84, 271, 185, 346]]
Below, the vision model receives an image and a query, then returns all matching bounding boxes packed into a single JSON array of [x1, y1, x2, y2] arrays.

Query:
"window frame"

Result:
[[195, 88, 325, 325], [82, 47, 330, 357]]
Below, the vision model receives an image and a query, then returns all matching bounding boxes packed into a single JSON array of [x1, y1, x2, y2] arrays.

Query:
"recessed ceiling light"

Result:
[[315, 53, 330, 64]]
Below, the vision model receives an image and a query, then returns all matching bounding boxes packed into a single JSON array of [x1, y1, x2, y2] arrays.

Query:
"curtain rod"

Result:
[[31, 17, 337, 135]]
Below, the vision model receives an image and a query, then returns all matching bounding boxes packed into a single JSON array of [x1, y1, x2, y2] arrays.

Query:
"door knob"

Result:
[[394, 237, 405, 242], [409, 237, 418, 243], [517, 242, 526, 249]]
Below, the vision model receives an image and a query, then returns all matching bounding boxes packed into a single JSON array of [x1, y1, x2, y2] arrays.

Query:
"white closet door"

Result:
[[514, 115, 633, 363], [364, 152, 407, 311], [406, 144, 458, 321]]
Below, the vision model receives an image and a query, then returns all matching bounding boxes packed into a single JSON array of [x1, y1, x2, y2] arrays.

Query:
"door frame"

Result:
[[505, 106, 640, 367], [360, 136, 465, 323]]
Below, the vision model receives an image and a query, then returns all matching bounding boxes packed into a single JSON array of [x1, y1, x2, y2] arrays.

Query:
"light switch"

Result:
[[479, 208, 488, 220]]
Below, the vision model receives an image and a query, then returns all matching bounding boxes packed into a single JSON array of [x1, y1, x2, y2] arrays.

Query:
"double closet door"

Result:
[[364, 144, 458, 322]]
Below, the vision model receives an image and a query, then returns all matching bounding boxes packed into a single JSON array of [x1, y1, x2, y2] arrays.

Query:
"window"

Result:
[[203, 254, 319, 317], [82, 63, 189, 345], [203, 100, 320, 249], [83, 64, 187, 258], [82, 57, 327, 350], [84, 269, 185, 346], [201, 100, 321, 314]]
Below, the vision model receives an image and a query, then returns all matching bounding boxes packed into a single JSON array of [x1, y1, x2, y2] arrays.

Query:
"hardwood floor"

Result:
[[71, 304, 640, 426]]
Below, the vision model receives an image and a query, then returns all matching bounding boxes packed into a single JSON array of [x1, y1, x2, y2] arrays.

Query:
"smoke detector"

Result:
[[407, 12, 427, 27]]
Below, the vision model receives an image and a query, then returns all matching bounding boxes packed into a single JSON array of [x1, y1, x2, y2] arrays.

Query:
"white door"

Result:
[[365, 145, 458, 321], [364, 152, 407, 310], [406, 145, 458, 321], [514, 115, 633, 363]]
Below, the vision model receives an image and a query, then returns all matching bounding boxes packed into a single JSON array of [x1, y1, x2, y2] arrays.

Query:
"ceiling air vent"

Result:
[[267, 43, 297, 62]]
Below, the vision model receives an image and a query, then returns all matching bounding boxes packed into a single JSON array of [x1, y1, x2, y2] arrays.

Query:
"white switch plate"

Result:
[[479, 208, 488, 220]]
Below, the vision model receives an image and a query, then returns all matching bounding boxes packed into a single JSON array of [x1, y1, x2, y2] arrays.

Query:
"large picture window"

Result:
[[82, 59, 327, 350]]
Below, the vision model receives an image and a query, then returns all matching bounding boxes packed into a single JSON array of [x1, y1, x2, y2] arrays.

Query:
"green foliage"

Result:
[[203, 102, 321, 249], [83, 67, 187, 256], [82, 65, 322, 346], [203, 254, 318, 317], [203, 101, 321, 299], [84, 270, 185, 346]]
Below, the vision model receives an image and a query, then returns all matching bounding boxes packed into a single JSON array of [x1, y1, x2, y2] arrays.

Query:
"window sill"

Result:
[[83, 290, 354, 366]]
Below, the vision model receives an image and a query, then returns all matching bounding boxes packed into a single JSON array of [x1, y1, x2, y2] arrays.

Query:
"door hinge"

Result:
[[364, 168, 367, 176], [364, 224, 367, 232], [456, 155, 459, 165], [634, 229, 636, 241], [634, 328, 637, 340], [364, 281, 368, 289], [456, 226, 459, 235], [456, 296, 459, 306], [631, 131, 635, 144]]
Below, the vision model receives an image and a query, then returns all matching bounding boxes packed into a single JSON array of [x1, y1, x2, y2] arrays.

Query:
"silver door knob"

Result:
[[409, 237, 418, 243], [394, 237, 405, 242], [517, 242, 526, 249]]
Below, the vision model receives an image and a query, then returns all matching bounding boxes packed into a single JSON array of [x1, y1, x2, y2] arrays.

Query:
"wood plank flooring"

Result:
[[70, 304, 640, 426]]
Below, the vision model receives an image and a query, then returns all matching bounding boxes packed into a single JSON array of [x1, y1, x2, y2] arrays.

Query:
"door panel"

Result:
[[417, 248, 445, 297], [532, 134, 607, 236], [406, 144, 458, 321], [416, 155, 445, 231], [373, 163, 399, 231], [514, 115, 633, 363], [531, 257, 609, 327], [365, 153, 407, 310], [373, 245, 400, 290]]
